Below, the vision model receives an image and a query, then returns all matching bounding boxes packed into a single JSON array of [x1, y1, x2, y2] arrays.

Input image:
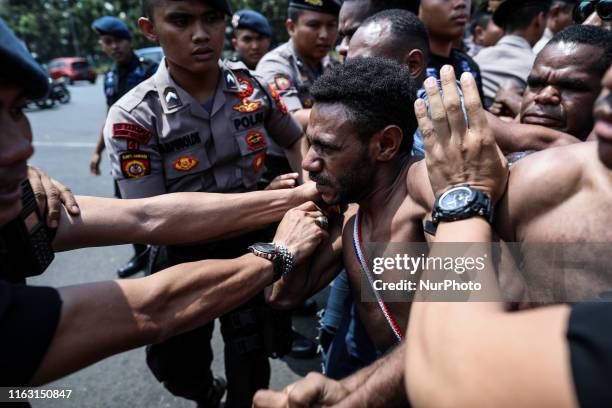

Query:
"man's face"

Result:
[[0, 83, 34, 226], [520, 42, 603, 140], [288, 11, 338, 63], [146, 1, 226, 74], [419, 0, 471, 43], [232, 28, 271, 68], [302, 103, 375, 205], [595, 65, 612, 168], [338, 0, 371, 59], [475, 19, 504, 47], [99, 34, 133, 65]]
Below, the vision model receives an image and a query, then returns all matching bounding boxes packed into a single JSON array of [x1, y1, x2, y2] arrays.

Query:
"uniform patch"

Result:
[[236, 75, 254, 99], [233, 99, 262, 113], [252, 152, 266, 172], [268, 85, 288, 115], [173, 155, 199, 172], [113, 123, 153, 144], [226, 72, 238, 89], [120, 152, 151, 179], [234, 112, 265, 131], [164, 87, 182, 110], [245, 130, 267, 151], [127, 140, 140, 151], [305, 0, 323, 5], [274, 75, 291, 91]]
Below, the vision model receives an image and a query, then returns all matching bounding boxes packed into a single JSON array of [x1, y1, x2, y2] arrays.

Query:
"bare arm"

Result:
[[90, 107, 109, 176], [488, 111, 581, 153], [284, 138, 308, 184], [31, 202, 327, 385], [53, 183, 317, 251], [292, 109, 311, 131]]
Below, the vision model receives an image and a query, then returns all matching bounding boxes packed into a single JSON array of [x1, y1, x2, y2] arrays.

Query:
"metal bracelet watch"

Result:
[[247, 242, 294, 281], [431, 185, 494, 228]]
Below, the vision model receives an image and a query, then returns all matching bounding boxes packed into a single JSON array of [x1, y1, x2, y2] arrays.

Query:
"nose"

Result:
[[192, 21, 211, 43], [338, 36, 350, 59], [302, 146, 322, 173], [534, 85, 561, 105], [0, 119, 34, 168]]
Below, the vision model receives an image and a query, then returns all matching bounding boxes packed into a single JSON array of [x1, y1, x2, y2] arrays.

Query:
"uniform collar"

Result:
[[498, 35, 533, 51], [154, 59, 244, 118]]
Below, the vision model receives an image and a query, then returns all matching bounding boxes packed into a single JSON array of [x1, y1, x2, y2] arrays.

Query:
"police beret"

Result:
[[92, 16, 131, 40], [0, 18, 49, 100], [232, 10, 272, 37], [493, 0, 552, 26], [289, 0, 341, 16]]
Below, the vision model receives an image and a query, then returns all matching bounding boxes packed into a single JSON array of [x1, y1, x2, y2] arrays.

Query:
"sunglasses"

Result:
[[573, 0, 612, 23]]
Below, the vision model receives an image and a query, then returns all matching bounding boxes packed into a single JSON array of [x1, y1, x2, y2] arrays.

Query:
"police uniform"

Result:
[[103, 55, 158, 107], [104, 59, 302, 407], [256, 0, 340, 180]]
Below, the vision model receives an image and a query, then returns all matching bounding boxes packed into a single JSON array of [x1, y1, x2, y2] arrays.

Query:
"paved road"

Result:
[[26, 80, 324, 407]]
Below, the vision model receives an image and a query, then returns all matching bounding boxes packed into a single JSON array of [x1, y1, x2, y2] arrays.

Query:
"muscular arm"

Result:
[[284, 137, 309, 183], [406, 219, 576, 408], [31, 253, 274, 385], [488, 111, 581, 153], [53, 186, 312, 251]]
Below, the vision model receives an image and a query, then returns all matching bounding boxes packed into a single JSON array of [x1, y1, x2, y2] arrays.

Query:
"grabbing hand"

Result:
[[89, 153, 101, 176], [28, 166, 80, 228], [265, 173, 299, 190], [274, 202, 329, 265], [253, 372, 349, 408], [416, 65, 509, 204]]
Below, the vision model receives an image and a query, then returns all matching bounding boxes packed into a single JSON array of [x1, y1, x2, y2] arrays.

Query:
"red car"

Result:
[[48, 57, 97, 84]]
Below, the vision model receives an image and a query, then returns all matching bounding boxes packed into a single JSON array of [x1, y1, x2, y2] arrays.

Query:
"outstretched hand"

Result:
[[416, 65, 509, 203]]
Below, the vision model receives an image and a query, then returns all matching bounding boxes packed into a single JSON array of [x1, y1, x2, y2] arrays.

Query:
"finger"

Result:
[[272, 179, 297, 189], [274, 173, 299, 181], [295, 201, 322, 212], [252, 389, 289, 408], [460, 72, 490, 143], [415, 98, 435, 154], [287, 374, 329, 408], [440, 65, 467, 141], [27, 166, 46, 214], [40, 174, 60, 228], [52, 179, 80, 215], [423, 76, 451, 142]]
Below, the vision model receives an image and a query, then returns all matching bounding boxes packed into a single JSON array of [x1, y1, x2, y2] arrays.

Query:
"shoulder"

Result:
[[258, 43, 293, 68], [112, 76, 158, 114]]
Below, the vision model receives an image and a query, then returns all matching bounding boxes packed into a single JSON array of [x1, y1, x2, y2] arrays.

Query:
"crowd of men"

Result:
[[1, 0, 612, 406]]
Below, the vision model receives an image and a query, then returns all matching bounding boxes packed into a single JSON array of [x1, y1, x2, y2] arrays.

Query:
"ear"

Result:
[[403, 49, 426, 82], [138, 17, 158, 43], [286, 19, 296, 37], [231, 37, 238, 50], [536, 11, 547, 28], [372, 125, 404, 162], [473, 25, 484, 44]]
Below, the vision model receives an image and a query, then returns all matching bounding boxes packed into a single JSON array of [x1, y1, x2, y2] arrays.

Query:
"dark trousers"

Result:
[[145, 230, 291, 408]]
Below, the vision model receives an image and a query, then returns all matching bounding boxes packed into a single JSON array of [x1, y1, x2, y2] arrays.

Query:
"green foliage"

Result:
[[0, 0, 290, 64]]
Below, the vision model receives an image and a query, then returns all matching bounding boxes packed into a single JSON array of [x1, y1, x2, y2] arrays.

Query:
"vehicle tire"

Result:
[[58, 90, 71, 104], [35, 98, 55, 109], [67, 77, 74, 86]]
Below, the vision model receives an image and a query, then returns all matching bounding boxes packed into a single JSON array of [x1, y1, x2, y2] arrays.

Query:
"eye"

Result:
[[171, 17, 189, 27]]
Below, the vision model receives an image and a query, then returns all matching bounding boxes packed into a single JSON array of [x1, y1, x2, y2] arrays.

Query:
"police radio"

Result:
[[0, 179, 54, 281]]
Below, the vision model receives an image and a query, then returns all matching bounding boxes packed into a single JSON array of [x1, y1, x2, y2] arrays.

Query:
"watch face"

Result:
[[252, 243, 276, 254], [439, 186, 475, 211]]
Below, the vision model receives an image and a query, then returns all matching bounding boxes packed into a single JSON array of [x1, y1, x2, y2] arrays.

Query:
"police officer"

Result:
[[231, 10, 273, 70], [104, 0, 306, 406], [0, 16, 327, 391], [89, 16, 159, 279], [256, 0, 339, 181]]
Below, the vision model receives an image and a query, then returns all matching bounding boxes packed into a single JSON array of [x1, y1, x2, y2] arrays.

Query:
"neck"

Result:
[[358, 154, 412, 221], [167, 60, 220, 102], [429, 37, 453, 58], [508, 27, 538, 47], [117, 52, 136, 67], [292, 42, 322, 71]]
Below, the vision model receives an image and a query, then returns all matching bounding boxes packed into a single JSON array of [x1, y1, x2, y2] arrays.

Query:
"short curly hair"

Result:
[[311, 57, 419, 153]]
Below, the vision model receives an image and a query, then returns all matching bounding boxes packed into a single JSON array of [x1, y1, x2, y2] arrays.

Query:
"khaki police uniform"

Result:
[[256, 40, 337, 175], [103, 59, 302, 407]]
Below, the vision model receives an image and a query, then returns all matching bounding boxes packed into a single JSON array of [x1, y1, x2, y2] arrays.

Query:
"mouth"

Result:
[[595, 119, 612, 142], [522, 113, 564, 128], [451, 14, 468, 24], [192, 48, 214, 61]]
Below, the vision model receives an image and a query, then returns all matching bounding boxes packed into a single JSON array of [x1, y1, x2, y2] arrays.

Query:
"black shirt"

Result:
[[567, 298, 612, 407], [427, 49, 485, 104], [0, 281, 62, 385]]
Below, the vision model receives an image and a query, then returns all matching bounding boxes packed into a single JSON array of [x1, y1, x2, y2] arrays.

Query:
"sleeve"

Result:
[[103, 102, 167, 199], [567, 298, 612, 407], [256, 56, 304, 112], [261, 81, 303, 149], [103, 72, 113, 107], [0, 282, 62, 386]]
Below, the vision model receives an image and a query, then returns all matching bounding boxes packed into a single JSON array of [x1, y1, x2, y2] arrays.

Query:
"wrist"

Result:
[[245, 253, 275, 281]]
